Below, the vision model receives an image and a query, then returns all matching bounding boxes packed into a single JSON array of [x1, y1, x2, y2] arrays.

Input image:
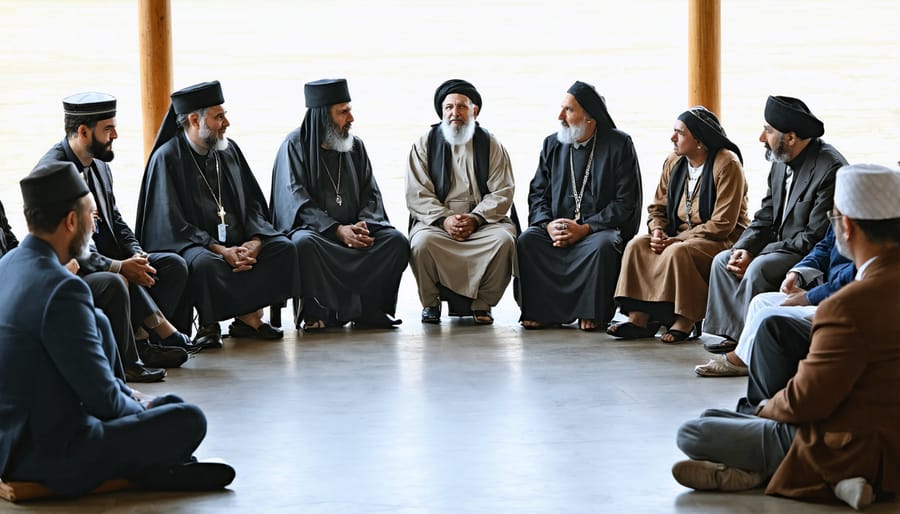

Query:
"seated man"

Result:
[[518, 81, 642, 331], [0, 161, 234, 497], [0, 199, 17, 258], [136, 81, 296, 347], [406, 79, 517, 325], [703, 96, 847, 352], [694, 223, 854, 377], [270, 78, 408, 330], [673, 164, 900, 510]]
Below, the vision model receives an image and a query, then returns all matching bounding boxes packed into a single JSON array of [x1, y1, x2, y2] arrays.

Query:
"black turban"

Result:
[[677, 106, 743, 164], [21, 161, 89, 209], [433, 79, 482, 118], [305, 78, 351, 108], [566, 81, 616, 131], [764, 95, 824, 139]]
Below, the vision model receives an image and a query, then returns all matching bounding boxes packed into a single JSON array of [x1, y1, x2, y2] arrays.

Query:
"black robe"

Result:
[[0, 200, 18, 259], [136, 132, 295, 325], [517, 129, 642, 324], [270, 126, 408, 322]]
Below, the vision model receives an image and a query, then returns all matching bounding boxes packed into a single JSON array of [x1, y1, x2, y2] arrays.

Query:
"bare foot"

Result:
[[521, 320, 546, 329], [579, 319, 597, 331]]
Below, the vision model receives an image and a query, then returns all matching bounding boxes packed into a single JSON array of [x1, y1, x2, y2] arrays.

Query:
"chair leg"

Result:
[[270, 302, 284, 328]]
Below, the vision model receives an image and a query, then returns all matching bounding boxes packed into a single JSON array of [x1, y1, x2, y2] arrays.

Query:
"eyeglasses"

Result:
[[827, 210, 844, 225], [91, 211, 101, 234]]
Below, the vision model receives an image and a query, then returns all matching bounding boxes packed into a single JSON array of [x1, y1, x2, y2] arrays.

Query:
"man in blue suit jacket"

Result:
[[0, 161, 233, 497]]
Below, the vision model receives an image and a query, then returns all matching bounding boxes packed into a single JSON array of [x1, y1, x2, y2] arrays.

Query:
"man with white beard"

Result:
[[406, 79, 516, 325], [517, 81, 642, 331], [270, 79, 408, 330], [137, 81, 296, 348]]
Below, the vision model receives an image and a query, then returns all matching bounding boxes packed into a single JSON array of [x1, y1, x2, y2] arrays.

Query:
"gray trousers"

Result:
[[703, 250, 802, 340], [677, 408, 796, 478]]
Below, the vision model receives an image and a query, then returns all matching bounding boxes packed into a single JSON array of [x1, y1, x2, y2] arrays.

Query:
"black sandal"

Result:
[[660, 322, 702, 343], [472, 310, 494, 325], [606, 321, 660, 339]]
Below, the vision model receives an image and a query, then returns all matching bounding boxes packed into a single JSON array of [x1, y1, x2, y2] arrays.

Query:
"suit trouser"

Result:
[[733, 292, 817, 366], [741, 315, 813, 412], [84, 272, 139, 369], [677, 408, 796, 478], [128, 252, 192, 334]]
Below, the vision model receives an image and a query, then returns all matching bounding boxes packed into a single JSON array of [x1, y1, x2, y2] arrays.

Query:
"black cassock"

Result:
[[270, 127, 408, 323], [517, 129, 642, 325], [136, 132, 295, 325]]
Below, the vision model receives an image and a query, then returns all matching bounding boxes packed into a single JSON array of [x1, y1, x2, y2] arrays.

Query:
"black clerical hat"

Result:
[[305, 79, 351, 108], [434, 79, 482, 118], [62, 92, 116, 120], [764, 95, 824, 139], [21, 161, 89, 209], [171, 80, 225, 115], [567, 81, 616, 131]]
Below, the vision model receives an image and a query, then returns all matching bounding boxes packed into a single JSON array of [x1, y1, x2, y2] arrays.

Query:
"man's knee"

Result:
[[676, 419, 707, 458]]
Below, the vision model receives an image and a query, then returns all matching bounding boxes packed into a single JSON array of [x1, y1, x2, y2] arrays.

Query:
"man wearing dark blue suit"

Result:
[[0, 161, 234, 496]]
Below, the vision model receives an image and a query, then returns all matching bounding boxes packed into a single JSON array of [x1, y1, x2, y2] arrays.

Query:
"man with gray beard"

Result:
[[406, 79, 516, 325], [517, 82, 642, 331], [270, 79, 408, 330], [702, 96, 847, 353]]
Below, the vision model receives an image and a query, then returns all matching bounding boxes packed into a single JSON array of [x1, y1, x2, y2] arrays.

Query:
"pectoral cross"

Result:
[[217, 206, 227, 225], [574, 208, 581, 223]]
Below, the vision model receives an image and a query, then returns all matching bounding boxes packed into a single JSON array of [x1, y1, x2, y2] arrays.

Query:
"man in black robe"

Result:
[[0, 199, 18, 259], [38, 92, 196, 373], [517, 81, 642, 331], [136, 81, 295, 346], [270, 79, 408, 330]]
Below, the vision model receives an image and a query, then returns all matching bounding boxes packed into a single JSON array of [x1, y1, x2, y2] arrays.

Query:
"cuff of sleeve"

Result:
[[109, 260, 123, 273]]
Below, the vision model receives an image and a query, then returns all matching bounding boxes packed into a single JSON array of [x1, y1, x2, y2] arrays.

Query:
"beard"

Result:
[[68, 210, 93, 261], [833, 222, 853, 260], [764, 133, 791, 163], [199, 118, 229, 151], [323, 120, 354, 152], [440, 116, 476, 146], [88, 136, 114, 162], [556, 120, 590, 145]]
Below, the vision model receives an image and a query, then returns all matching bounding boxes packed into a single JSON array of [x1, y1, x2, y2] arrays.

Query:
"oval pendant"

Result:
[[336, 194, 343, 206]]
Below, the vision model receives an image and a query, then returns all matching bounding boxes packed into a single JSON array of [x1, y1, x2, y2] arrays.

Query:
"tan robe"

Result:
[[406, 128, 517, 310], [614, 150, 749, 323]]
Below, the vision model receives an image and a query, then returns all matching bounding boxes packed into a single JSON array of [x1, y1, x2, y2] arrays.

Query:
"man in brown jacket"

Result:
[[673, 163, 900, 510]]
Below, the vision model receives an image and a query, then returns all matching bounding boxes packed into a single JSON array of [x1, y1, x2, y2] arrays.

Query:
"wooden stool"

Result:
[[0, 478, 133, 502]]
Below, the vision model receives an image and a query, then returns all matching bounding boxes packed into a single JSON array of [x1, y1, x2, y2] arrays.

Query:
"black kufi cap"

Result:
[[764, 95, 824, 139], [567, 81, 616, 130], [434, 79, 482, 118], [21, 161, 89, 209], [63, 92, 116, 120], [677, 106, 743, 164], [305, 78, 351, 108], [171, 80, 225, 115]]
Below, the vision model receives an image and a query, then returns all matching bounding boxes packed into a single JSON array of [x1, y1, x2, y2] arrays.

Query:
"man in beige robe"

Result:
[[406, 79, 516, 325]]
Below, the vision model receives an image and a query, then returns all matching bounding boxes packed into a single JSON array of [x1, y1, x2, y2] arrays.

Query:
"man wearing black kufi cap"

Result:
[[38, 91, 195, 379], [702, 95, 847, 353], [136, 81, 296, 346], [269, 79, 408, 330], [517, 82, 643, 331], [406, 79, 517, 325], [0, 161, 234, 497]]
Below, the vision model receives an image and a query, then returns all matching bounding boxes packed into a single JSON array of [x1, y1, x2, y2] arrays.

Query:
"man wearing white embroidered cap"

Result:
[[673, 163, 900, 510]]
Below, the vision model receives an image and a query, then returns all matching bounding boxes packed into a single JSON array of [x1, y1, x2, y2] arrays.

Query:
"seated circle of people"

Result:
[[269, 78, 409, 331], [673, 163, 900, 511], [0, 161, 234, 497], [135, 80, 296, 347], [608, 106, 749, 342], [701, 95, 848, 353], [37, 91, 198, 378], [406, 79, 517, 325], [517, 81, 643, 331], [694, 223, 855, 377]]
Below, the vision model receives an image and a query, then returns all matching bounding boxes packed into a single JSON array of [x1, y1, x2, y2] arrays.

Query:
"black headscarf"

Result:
[[567, 81, 616, 131], [433, 79, 482, 118]]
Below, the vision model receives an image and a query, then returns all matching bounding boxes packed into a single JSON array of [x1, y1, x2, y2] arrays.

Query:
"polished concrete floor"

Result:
[[2, 274, 895, 513]]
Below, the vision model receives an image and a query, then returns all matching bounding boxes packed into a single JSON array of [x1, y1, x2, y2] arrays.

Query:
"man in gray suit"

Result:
[[702, 96, 847, 352]]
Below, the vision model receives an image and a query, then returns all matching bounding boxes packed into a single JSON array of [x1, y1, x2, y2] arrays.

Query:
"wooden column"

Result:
[[688, 0, 720, 116], [138, 0, 173, 162]]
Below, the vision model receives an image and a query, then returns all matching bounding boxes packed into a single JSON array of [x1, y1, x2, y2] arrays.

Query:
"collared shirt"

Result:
[[856, 256, 878, 280]]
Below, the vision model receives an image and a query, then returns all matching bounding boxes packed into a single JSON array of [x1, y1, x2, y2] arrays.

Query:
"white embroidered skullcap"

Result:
[[834, 163, 900, 220]]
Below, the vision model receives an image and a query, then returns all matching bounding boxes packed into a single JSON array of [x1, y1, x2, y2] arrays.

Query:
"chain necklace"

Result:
[[320, 154, 343, 206], [683, 163, 704, 229], [189, 150, 226, 226], [569, 135, 596, 222]]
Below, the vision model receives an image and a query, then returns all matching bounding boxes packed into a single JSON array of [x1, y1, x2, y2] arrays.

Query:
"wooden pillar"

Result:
[[688, 0, 720, 116], [138, 0, 173, 162]]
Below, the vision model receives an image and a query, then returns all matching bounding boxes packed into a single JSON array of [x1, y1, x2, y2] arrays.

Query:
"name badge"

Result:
[[217, 223, 228, 243]]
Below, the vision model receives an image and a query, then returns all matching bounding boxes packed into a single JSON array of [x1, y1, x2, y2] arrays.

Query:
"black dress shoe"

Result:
[[154, 331, 203, 354], [228, 319, 283, 340], [704, 337, 739, 354], [354, 313, 403, 329], [125, 364, 166, 383], [136, 457, 235, 491], [193, 324, 224, 349], [137, 340, 188, 368], [421, 305, 441, 324]]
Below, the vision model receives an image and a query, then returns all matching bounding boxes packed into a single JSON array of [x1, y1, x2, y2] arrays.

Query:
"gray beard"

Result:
[[199, 119, 229, 151], [324, 124, 354, 153], [764, 134, 790, 163], [556, 121, 589, 145], [440, 117, 476, 146]]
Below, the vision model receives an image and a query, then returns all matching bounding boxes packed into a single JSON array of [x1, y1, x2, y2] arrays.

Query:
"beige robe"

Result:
[[406, 128, 517, 310], [614, 150, 749, 323]]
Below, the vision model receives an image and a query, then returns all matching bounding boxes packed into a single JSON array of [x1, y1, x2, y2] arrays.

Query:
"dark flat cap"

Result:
[[434, 79, 482, 118], [764, 95, 824, 139], [63, 92, 116, 119], [305, 79, 351, 108], [21, 161, 89, 209], [171, 80, 225, 115], [567, 81, 616, 130]]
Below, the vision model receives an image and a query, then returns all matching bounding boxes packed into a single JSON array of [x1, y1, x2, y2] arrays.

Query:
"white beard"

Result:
[[324, 124, 354, 153], [440, 116, 476, 146], [199, 118, 229, 151], [556, 121, 589, 145]]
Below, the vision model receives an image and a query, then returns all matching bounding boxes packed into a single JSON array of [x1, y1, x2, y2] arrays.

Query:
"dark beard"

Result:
[[88, 136, 114, 162]]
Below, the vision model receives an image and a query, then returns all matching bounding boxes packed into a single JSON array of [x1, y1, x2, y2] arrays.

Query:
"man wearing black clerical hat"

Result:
[[406, 79, 517, 325], [37, 92, 197, 381], [0, 161, 234, 497], [269, 78, 408, 330], [702, 95, 848, 354], [518, 81, 643, 331], [136, 81, 296, 348]]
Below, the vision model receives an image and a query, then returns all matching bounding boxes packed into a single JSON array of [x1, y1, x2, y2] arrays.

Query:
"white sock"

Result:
[[834, 477, 874, 510]]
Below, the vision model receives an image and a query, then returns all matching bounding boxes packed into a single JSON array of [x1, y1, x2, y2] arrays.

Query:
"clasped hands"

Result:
[[649, 229, 682, 254], [547, 218, 589, 248], [215, 239, 262, 272], [443, 214, 478, 242], [778, 271, 809, 306], [337, 221, 374, 248]]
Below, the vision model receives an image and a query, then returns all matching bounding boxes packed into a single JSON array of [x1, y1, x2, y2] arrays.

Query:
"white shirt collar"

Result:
[[855, 256, 879, 280]]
